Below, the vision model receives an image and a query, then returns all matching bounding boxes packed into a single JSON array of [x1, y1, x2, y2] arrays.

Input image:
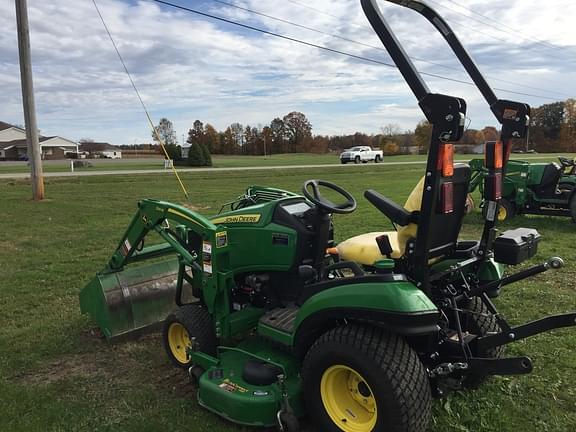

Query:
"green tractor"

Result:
[[79, 1, 576, 431], [469, 155, 576, 222]]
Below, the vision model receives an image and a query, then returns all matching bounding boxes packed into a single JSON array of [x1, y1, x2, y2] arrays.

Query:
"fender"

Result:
[[292, 279, 439, 354]]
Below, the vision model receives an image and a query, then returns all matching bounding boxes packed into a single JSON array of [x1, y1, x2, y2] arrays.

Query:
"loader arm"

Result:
[[107, 199, 218, 271], [80, 199, 229, 340]]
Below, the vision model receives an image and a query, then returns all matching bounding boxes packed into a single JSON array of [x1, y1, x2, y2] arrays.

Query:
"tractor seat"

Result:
[[335, 177, 423, 265], [532, 163, 562, 196]]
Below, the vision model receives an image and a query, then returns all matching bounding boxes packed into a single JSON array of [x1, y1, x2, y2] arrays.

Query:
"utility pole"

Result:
[[15, 0, 44, 200]]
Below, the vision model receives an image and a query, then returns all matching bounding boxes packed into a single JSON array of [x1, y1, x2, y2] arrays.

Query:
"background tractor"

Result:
[[79, 1, 576, 431], [468, 155, 576, 221]]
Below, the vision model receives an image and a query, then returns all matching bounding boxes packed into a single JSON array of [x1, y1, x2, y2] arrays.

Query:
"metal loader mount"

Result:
[[80, 1, 576, 431]]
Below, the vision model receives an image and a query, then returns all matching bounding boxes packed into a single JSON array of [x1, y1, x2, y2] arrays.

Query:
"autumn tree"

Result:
[[261, 126, 272, 156], [531, 101, 565, 152], [187, 120, 205, 146], [560, 98, 576, 153], [283, 111, 312, 152], [414, 120, 432, 154], [380, 124, 401, 151], [244, 126, 257, 155], [204, 124, 220, 153], [230, 123, 244, 153], [152, 117, 180, 159], [381, 123, 401, 137], [270, 118, 286, 154], [153, 117, 177, 146], [481, 126, 499, 142], [310, 135, 329, 154], [221, 127, 237, 154]]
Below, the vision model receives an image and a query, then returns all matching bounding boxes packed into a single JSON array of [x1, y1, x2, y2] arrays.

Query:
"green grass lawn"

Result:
[[1, 152, 575, 174], [1, 165, 575, 431]]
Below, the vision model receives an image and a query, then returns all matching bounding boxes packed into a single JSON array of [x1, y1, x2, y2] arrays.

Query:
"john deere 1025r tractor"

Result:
[[80, 1, 576, 431]]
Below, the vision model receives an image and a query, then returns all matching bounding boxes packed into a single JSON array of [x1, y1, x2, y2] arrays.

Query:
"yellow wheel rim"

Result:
[[167, 322, 191, 364], [320, 365, 377, 432], [498, 205, 507, 221]]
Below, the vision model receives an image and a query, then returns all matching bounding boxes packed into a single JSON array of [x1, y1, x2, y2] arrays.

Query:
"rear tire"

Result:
[[375, 155, 382, 163], [302, 325, 431, 432], [459, 297, 504, 388], [163, 304, 217, 368]]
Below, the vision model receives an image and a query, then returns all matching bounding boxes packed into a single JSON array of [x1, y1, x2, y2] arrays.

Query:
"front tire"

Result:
[[163, 304, 217, 368], [497, 198, 515, 221], [354, 156, 361, 164], [302, 325, 431, 432]]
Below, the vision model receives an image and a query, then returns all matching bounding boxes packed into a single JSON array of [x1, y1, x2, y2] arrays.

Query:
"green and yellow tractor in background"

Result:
[[468, 155, 576, 222], [79, 1, 576, 431]]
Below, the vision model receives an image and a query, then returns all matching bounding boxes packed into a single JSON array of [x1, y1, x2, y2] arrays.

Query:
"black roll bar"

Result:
[[361, 0, 533, 262], [361, 0, 530, 140]]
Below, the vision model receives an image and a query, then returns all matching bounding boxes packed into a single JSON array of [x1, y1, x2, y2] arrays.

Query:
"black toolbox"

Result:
[[493, 228, 541, 265]]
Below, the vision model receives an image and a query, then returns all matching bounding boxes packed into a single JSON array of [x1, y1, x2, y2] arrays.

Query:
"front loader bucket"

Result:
[[79, 259, 179, 341]]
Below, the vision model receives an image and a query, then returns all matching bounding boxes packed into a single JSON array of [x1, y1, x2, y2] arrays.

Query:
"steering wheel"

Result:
[[302, 179, 357, 214]]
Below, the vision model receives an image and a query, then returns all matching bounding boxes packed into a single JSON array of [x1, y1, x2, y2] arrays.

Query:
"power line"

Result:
[[91, 0, 189, 199], [151, 0, 560, 102], [427, 0, 570, 62], [442, 0, 570, 53], [211, 0, 571, 99], [210, 0, 465, 75]]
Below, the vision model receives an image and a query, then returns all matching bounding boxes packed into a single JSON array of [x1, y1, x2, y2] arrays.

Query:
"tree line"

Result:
[[149, 98, 575, 160]]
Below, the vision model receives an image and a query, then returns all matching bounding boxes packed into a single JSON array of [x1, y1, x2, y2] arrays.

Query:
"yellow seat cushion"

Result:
[[336, 231, 403, 264], [336, 177, 424, 265]]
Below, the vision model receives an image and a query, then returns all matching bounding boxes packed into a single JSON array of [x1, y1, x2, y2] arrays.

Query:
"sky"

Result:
[[0, 0, 574, 145]]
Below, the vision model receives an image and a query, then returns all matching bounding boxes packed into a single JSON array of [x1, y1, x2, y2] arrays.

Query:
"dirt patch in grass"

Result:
[[11, 332, 194, 397], [0, 241, 19, 252]]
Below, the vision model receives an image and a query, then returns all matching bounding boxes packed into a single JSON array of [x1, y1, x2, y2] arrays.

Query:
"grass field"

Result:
[[1, 163, 575, 431], [1, 152, 575, 174]]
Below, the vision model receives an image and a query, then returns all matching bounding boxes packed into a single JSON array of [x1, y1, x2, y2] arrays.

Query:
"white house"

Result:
[[0, 121, 78, 160], [78, 142, 122, 159]]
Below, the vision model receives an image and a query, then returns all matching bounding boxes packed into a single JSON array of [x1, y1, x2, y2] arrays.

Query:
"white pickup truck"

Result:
[[339, 146, 383, 164]]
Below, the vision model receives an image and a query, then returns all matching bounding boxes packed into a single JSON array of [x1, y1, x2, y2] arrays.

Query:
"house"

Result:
[[181, 145, 190, 159], [78, 142, 122, 159], [0, 121, 78, 160]]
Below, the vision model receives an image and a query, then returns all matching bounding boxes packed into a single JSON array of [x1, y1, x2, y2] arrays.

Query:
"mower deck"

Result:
[[195, 338, 303, 427]]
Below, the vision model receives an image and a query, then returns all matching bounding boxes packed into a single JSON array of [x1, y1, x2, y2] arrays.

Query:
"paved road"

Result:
[[0, 160, 433, 179], [0, 155, 565, 179]]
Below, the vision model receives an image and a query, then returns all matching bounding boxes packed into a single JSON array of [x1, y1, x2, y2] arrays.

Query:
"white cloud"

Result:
[[0, 0, 574, 144]]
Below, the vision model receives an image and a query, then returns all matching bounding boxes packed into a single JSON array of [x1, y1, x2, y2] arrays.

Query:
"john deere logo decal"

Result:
[[212, 214, 261, 224]]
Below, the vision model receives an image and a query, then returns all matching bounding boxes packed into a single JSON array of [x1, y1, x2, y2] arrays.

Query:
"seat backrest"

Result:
[[395, 164, 470, 260], [536, 163, 561, 193], [396, 177, 423, 252]]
